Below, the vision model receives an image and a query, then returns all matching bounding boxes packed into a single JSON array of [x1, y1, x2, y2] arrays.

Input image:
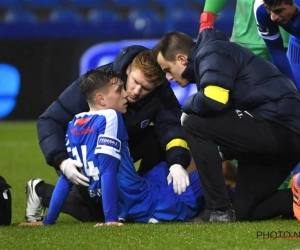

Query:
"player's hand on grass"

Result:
[[60, 158, 89, 187], [94, 221, 124, 227], [167, 164, 190, 195], [18, 221, 44, 226]]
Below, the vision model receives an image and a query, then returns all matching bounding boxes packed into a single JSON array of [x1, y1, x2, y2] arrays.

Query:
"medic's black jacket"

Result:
[[182, 29, 300, 136], [38, 45, 191, 170]]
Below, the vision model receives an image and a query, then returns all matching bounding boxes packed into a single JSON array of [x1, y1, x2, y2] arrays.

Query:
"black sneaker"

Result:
[[185, 208, 236, 223]]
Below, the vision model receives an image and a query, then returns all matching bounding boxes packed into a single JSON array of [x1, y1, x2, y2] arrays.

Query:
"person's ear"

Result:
[[126, 63, 132, 76], [95, 93, 105, 106], [177, 54, 188, 65]]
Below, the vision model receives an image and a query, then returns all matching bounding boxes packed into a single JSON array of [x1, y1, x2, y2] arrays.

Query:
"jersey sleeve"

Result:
[[94, 111, 123, 160], [153, 82, 191, 169], [43, 175, 72, 225], [97, 154, 119, 223], [94, 110, 125, 223]]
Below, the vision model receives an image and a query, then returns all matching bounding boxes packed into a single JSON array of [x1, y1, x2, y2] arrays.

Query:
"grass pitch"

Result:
[[0, 121, 300, 250]]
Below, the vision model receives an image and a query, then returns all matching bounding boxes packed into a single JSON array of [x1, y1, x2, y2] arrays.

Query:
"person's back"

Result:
[[185, 29, 300, 133]]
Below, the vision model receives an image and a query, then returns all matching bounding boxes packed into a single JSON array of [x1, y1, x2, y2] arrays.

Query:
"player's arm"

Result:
[[18, 175, 72, 227], [264, 38, 297, 88], [98, 153, 120, 224], [199, 0, 227, 32], [153, 82, 191, 194], [94, 111, 125, 226], [43, 174, 72, 225], [154, 81, 191, 170], [37, 77, 89, 170], [182, 48, 235, 116]]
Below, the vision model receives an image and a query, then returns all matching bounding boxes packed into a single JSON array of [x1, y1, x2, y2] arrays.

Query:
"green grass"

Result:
[[1, 121, 300, 250]]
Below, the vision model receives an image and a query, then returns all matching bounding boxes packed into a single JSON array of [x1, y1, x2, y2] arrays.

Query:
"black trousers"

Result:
[[183, 109, 300, 220]]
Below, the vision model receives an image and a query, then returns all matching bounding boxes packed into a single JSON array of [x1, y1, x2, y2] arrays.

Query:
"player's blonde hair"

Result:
[[131, 50, 166, 87]]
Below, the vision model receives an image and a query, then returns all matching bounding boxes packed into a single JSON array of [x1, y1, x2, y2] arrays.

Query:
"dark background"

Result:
[[0, 0, 235, 120], [1, 38, 101, 119]]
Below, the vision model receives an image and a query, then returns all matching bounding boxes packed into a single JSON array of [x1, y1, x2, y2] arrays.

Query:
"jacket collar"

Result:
[[181, 29, 230, 84]]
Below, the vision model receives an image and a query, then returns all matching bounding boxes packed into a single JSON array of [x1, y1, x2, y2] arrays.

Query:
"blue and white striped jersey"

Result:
[[66, 109, 129, 223], [44, 109, 204, 224]]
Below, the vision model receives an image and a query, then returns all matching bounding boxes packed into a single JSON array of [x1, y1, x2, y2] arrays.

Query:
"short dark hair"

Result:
[[152, 31, 194, 61], [80, 68, 120, 103], [263, 0, 294, 8]]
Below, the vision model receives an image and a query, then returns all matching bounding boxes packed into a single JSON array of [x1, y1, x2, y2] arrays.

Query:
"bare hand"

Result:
[[94, 221, 124, 227], [18, 221, 44, 226]]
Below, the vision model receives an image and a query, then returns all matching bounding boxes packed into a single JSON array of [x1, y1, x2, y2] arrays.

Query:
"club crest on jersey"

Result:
[[97, 135, 121, 152], [257, 24, 269, 35], [140, 119, 149, 128], [75, 117, 91, 126]]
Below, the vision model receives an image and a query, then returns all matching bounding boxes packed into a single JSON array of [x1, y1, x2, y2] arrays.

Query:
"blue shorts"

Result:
[[117, 161, 205, 223]]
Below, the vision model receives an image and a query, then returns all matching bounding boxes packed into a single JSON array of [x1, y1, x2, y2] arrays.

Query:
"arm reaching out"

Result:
[[199, 0, 227, 32], [94, 222, 124, 227]]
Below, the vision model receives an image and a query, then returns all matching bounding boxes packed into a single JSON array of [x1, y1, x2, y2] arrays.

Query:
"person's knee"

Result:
[[233, 197, 256, 221]]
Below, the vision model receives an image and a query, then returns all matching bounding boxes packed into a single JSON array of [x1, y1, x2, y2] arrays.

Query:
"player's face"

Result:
[[157, 52, 189, 88], [105, 78, 128, 114], [125, 66, 157, 103], [265, 3, 298, 25]]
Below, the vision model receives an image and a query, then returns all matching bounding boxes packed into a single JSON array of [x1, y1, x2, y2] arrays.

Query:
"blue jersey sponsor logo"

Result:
[[97, 135, 121, 151]]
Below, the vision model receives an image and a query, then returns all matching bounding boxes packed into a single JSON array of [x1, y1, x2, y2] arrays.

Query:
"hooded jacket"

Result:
[[38, 45, 191, 169], [182, 29, 300, 136]]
